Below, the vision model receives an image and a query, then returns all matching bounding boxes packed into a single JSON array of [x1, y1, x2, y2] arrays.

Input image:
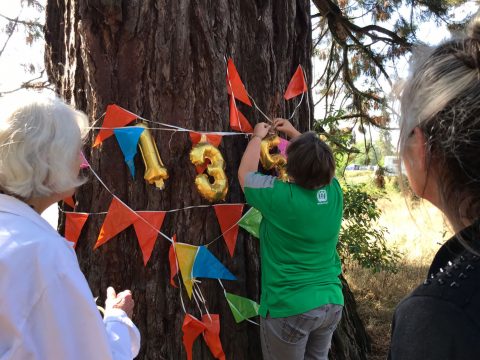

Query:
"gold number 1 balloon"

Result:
[[260, 135, 289, 181], [136, 123, 169, 189], [189, 135, 228, 202]]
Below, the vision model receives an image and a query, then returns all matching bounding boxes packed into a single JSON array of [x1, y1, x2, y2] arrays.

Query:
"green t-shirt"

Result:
[[244, 172, 344, 318]]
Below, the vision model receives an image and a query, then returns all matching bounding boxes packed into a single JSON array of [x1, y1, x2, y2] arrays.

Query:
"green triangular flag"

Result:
[[225, 292, 260, 323], [238, 207, 262, 239]]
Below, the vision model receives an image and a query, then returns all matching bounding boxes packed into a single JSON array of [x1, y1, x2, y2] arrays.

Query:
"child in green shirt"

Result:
[[238, 119, 344, 360]]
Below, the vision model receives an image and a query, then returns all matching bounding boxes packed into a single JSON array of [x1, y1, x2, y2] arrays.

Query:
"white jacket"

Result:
[[0, 194, 140, 359]]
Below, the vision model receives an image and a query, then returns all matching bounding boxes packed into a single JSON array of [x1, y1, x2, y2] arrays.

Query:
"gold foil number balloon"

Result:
[[137, 123, 169, 189], [189, 138, 228, 202], [260, 135, 288, 181]]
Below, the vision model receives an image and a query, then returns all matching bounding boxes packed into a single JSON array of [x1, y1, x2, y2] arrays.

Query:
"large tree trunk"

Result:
[[44, 1, 369, 359]]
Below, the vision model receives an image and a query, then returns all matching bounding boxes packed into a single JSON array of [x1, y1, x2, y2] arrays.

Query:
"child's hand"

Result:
[[253, 122, 271, 140], [273, 118, 301, 139]]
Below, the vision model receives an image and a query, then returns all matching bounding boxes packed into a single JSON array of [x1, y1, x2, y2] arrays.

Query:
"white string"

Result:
[[89, 125, 246, 136], [247, 94, 273, 124], [302, 66, 312, 131], [287, 91, 305, 121]]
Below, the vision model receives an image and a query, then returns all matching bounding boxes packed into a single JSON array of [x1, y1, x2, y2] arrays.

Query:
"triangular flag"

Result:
[[182, 314, 207, 360], [189, 132, 223, 147], [284, 65, 308, 100], [169, 235, 178, 287], [226, 58, 252, 107], [65, 213, 89, 248], [201, 314, 226, 360], [225, 292, 260, 323], [278, 138, 290, 157], [80, 152, 89, 169], [192, 246, 236, 281], [114, 127, 145, 178], [238, 207, 262, 239], [229, 97, 253, 133], [63, 196, 75, 208], [214, 204, 244, 257], [133, 211, 166, 266], [93, 105, 138, 147], [94, 198, 138, 249], [175, 243, 199, 299]]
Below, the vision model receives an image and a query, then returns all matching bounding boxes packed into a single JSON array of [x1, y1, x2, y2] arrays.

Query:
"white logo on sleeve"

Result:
[[316, 189, 328, 205]]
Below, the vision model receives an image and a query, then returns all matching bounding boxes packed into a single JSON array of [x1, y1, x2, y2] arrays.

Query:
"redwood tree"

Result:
[[45, 1, 368, 359]]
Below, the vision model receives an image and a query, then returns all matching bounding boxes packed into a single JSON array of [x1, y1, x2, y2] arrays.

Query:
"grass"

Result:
[[343, 184, 452, 359]]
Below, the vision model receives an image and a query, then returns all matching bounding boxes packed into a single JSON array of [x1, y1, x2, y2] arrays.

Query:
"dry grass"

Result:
[[344, 191, 452, 359]]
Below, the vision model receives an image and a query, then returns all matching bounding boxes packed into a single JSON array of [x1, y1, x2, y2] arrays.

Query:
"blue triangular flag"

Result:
[[192, 246, 236, 280], [114, 127, 144, 178]]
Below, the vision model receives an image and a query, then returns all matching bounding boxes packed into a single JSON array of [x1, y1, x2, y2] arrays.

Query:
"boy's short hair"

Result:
[[286, 132, 335, 189]]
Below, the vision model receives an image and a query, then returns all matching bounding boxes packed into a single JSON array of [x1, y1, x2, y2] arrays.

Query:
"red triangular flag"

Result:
[[93, 105, 138, 147], [284, 65, 307, 100], [202, 314, 226, 360], [169, 234, 178, 287], [63, 196, 75, 208], [65, 213, 89, 248], [94, 198, 138, 249], [189, 132, 223, 147], [133, 212, 166, 266], [182, 314, 207, 360], [214, 204, 244, 257], [229, 97, 253, 133], [226, 58, 252, 107]]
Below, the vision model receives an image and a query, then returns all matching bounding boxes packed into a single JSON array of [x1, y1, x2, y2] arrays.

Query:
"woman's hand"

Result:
[[105, 287, 135, 318], [253, 122, 271, 140], [273, 118, 301, 139]]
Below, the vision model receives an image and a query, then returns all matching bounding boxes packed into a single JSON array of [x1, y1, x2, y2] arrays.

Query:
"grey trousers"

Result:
[[260, 304, 343, 360]]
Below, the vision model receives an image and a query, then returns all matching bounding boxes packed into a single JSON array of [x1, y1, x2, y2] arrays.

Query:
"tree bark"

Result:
[[44, 1, 369, 359]]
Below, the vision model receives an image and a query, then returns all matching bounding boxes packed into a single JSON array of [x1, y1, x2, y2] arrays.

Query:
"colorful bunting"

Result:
[[226, 58, 252, 107], [238, 207, 262, 239], [192, 246, 236, 281], [114, 127, 145, 178], [229, 97, 253, 133], [189, 132, 223, 147], [133, 211, 166, 266], [63, 196, 75, 209], [182, 314, 207, 360], [94, 198, 138, 249], [214, 204, 244, 257], [175, 243, 199, 299], [93, 104, 138, 147], [225, 292, 260, 323], [202, 314, 226, 360], [65, 213, 89, 248], [169, 235, 178, 288], [284, 65, 307, 100]]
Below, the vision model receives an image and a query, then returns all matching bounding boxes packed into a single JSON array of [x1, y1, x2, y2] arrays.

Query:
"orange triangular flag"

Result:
[[214, 204, 244, 257], [182, 314, 207, 360], [226, 58, 252, 107], [93, 104, 138, 147], [169, 235, 178, 287], [65, 213, 89, 248], [63, 196, 75, 208], [202, 314, 226, 360], [133, 212, 166, 266], [284, 65, 308, 100], [94, 198, 138, 249], [229, 97, 253, 133], [189, 132, 223, 147]]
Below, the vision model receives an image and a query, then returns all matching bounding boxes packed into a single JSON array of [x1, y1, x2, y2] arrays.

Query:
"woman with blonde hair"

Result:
[[0, 93, 140, 359], [389, 14, 480, 359]]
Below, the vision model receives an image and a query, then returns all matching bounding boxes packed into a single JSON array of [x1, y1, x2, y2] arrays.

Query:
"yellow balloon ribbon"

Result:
[[189, 142, 228, 202], [137, 123, 169, 189], [260, 135, 288, 181]]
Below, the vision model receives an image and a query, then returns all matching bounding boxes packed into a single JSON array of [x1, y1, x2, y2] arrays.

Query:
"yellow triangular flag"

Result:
[[174, 243, 198, 299]]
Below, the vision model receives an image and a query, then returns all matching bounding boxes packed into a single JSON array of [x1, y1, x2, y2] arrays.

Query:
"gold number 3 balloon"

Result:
[[260, 135, 289, 181], [137, 123, 169, 189], [189, 137, 228, 202]]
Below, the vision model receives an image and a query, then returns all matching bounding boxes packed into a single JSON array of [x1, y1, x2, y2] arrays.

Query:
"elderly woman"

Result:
[[388, 15, 480, 359], [0, 94, 140, 359]]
